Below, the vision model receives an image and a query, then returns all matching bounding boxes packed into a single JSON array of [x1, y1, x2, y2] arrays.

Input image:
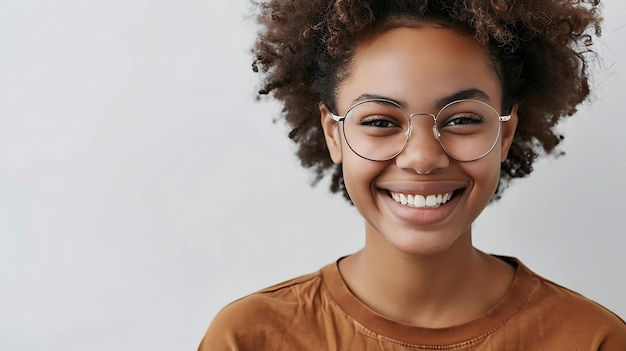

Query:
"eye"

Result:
[[360, 115, 401, 128], [443, 113, 484, 126]]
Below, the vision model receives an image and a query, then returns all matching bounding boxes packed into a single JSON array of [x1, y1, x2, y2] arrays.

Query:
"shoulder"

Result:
[[528, 267, 625, 325], [515, 259, 626, 347], [217, 268, 325, 321], [198, 267, 329, 350]]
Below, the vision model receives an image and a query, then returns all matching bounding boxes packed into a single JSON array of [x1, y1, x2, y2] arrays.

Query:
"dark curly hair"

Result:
[[251, 0, 602, 201]]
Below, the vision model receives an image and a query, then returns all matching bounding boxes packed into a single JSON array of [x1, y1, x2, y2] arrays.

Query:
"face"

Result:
[[321, 25, 518, 257]]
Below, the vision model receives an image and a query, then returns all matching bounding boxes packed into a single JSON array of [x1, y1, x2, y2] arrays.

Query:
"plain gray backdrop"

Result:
[[1, 1, 625, 350]]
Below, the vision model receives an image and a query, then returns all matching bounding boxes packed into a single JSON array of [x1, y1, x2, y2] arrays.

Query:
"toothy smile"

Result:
[[388, 191, 454, 209]]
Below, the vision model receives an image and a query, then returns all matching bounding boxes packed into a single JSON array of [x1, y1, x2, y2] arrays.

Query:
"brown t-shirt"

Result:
[[199, 257, 626, 350]]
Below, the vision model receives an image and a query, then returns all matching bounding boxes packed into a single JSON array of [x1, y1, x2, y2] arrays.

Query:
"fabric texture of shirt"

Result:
[[199, 257, 626, 350]]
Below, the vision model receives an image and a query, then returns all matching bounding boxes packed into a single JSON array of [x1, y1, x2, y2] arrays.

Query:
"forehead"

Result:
[[337, 25, 502, 111]]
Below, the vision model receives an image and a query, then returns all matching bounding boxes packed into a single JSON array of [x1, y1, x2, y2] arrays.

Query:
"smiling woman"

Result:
[[198, 0, 626, 350]]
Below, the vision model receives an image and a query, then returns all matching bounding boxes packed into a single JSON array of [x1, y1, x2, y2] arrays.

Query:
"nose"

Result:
[[394, 115, 450, 175]]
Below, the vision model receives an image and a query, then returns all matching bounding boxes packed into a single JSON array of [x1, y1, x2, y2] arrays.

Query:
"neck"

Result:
[[338, 224, 514, 328]]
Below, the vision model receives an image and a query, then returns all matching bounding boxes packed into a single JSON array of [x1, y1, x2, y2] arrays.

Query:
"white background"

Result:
[[1, 1, 625, 350]]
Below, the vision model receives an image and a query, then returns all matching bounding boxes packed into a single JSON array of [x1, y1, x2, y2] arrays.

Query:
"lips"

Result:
[[388, 190, 454, 209]]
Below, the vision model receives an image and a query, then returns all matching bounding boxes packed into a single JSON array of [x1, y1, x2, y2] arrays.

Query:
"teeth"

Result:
[[389, 191, 453, 209]]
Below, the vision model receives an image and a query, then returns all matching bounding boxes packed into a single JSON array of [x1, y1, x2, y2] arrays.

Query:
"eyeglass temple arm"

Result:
[[328, 112, 344, 122]]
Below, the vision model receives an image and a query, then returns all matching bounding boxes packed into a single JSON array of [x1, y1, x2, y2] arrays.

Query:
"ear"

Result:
[[500, 104, 519, 163], [320, 103, 343, 164]]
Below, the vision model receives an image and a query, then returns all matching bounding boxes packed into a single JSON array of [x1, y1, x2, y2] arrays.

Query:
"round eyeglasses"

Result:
[[328, 98, 512, 162]]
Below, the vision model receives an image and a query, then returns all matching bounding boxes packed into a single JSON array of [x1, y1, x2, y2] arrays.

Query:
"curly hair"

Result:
[[251, 0, 602, 201]]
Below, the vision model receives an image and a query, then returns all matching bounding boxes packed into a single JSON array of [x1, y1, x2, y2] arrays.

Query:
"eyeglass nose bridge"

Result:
[[405, 112, 440, 146]]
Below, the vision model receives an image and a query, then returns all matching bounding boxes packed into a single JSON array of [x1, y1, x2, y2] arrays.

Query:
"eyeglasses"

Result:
[[328, 98, 512, 162]]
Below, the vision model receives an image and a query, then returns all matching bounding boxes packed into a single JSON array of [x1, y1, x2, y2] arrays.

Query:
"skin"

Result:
[[320, 24, 519, 328]]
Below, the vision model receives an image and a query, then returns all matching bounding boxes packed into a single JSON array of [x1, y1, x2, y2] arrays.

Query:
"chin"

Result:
[[381, 228, 468, 258]]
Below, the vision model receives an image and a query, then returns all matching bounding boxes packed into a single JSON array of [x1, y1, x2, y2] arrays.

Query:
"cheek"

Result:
[[341, 154, 387, 195], [463, 156, 502, 195]]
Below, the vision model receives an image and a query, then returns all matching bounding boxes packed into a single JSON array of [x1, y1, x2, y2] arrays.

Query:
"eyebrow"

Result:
[[435, 89, 491, 108], [350, 88, 492, 111]]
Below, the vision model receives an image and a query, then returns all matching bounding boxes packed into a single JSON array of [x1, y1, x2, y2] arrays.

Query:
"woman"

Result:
[[199, 1, 626, 349]]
